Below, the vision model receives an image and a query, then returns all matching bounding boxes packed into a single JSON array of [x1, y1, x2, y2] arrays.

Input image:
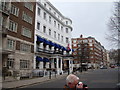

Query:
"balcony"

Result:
[[37, 47, 63, 55], [0, 48, 14, 55], [0, 5, 10, 16], [0, 26, 8, 37], [37, 48, 54, 54]]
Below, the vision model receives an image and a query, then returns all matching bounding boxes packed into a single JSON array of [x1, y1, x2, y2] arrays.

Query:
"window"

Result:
[[83, 39, 88, 43], [54, 12, 56, 15], [49, 8, 51, 11], [37, 7, 41, 15], [43, 26, 46, 33], [1, 2, 9, 11], [22, 11, 32, 24], [89, 39, 93, 42], [73, 40, 76, 43], [58, 34, 60, 40], [54, 20, 56, 27], [66, 28, 68, 33], [22, 26, 31, 38], [90, 48, 93, 50], [10, 4, 19, 16], [24, 2, 33, 11], [89, 43, 93, 46], [61, 36, 63, 42], [66, 21, 68, 25], [73, 44, 77, 47], [20, 43, 31, 52], [58, 23, 60, 29], [20, 60, 29, 69], [44, 3, 46, 7], [43, 12, 46, 20], [9, 20, 18, 32], [7, 39, 15, 50], [66, 37, 69, 43], [7, 58, 14, 68], [54, 31, 56, 38], [49, 16, 51, 23], [49, 29, 51, 35], [37, 22, 40, 30], [61, 26, 63, 31], [90, 56, 93, 58]]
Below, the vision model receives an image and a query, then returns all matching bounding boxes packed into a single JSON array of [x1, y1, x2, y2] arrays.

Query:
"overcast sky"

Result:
[[50, 0, 115, 50]]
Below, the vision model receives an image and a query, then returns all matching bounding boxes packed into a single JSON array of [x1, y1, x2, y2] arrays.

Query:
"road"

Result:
[[18, 68, 119, 89]]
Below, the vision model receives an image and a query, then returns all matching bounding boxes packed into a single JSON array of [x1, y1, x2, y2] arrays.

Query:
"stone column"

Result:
[[40, 43, 43, 49], [60, 58, 63, 74], [51, 58, 54, 69], [46, 62, 49, 68], [39, 62, 43, 69]]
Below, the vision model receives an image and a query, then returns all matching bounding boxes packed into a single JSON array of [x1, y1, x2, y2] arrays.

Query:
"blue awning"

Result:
[[43, 39, 50, 45], [49, 41, 55, 46], [59, 45, 62, 49], [54, 43, 59, 48], [61, 46, 67, 51], [37, 36, 44, 42], [43, 57, 49, 62], [36, 56, 43, 61]]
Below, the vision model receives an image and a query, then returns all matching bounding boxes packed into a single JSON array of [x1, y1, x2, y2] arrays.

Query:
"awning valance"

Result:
[[37, 36, 44, 42], [49, 41, 55, 46], [36, 56, 43, 61], [43, 57, 49, 62], [44, 39, 50, 45], [61, 47, 67, 51]]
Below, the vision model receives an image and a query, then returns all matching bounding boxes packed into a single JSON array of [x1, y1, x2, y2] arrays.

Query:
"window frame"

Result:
[[22, 26, 31, 38]]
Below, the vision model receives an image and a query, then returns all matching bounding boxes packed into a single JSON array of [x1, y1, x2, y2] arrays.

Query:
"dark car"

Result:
[[110, 65, 115, 68]]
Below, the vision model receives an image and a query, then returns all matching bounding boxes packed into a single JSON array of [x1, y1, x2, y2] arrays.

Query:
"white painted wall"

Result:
[[34, 0, 73, 73]]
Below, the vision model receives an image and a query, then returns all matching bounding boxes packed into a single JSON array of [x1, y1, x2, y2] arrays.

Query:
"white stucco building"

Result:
[[33, 0, 73, 76]]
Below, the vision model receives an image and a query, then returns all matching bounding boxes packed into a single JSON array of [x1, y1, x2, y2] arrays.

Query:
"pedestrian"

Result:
[[64, 74, 88, 90]]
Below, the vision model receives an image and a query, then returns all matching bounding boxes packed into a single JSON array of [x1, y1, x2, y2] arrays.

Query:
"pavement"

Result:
[[2, 73, 68, 89], [1, 69, 94, 89]]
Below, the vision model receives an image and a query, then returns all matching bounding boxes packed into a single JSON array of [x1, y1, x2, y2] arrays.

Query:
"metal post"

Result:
[[49, 61, 51, 79]]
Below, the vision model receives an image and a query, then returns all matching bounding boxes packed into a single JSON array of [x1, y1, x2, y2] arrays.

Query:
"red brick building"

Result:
[[1, 2, 36, 80], [72, 35, 108, 69]]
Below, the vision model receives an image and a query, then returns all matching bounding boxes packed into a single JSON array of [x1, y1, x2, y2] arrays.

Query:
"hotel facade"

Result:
[[33, 0, 73, 76]]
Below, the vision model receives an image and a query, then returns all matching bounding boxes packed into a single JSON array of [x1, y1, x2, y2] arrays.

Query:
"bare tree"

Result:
[[106, 1, 120, 48]]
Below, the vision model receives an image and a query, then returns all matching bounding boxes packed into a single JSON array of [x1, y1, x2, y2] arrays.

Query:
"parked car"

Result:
[[110, 65, 115, 68], [100, 66, 107, 69]]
